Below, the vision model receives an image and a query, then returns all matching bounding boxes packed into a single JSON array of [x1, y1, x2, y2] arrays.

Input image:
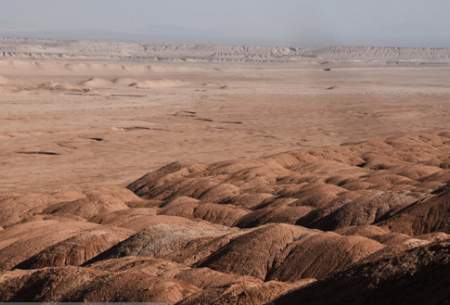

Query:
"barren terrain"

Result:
[[0, 39, 449, 304]]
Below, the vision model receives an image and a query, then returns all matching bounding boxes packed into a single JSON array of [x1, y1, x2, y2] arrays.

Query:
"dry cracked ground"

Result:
[[0, 44, 449, 305]]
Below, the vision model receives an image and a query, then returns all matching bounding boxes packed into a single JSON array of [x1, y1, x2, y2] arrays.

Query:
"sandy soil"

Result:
[[0, 41, 449, 304], [1, 59, 450, 193]]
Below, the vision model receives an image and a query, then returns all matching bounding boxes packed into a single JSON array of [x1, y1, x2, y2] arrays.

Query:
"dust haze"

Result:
[[2, 0, 450, 46]]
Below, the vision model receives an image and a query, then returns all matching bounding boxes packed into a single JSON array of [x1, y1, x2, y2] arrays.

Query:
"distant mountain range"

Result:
[[1, 37, 450, 64]]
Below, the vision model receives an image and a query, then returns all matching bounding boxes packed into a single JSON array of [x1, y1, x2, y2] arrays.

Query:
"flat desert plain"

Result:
[[0, 41, 449, 305]]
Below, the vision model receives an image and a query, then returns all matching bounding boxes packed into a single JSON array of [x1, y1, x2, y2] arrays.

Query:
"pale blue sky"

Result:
[[1, 0, 449, 46]]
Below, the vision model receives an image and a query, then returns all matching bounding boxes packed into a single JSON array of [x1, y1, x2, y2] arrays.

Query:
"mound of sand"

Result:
[[132, 80, 186, 89], [37, 81, 87, 92], [80, 77, 114, 88], [113, 77, 139, 86]]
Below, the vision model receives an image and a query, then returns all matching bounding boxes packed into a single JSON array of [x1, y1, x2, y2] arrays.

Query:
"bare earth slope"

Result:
[[270, 240, 450, 305], [0, 131, 449, 304], [0, 39, 449, 304]]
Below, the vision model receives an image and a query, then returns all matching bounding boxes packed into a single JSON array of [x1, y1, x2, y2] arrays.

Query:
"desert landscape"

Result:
[[0, 38, 449, 304]]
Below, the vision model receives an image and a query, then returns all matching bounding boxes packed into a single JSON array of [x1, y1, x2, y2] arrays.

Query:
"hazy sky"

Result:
[[1, 0, 449, 47]]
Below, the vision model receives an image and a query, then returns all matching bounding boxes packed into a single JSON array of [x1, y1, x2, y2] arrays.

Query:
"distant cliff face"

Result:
[[1, 37, 450, 64]]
